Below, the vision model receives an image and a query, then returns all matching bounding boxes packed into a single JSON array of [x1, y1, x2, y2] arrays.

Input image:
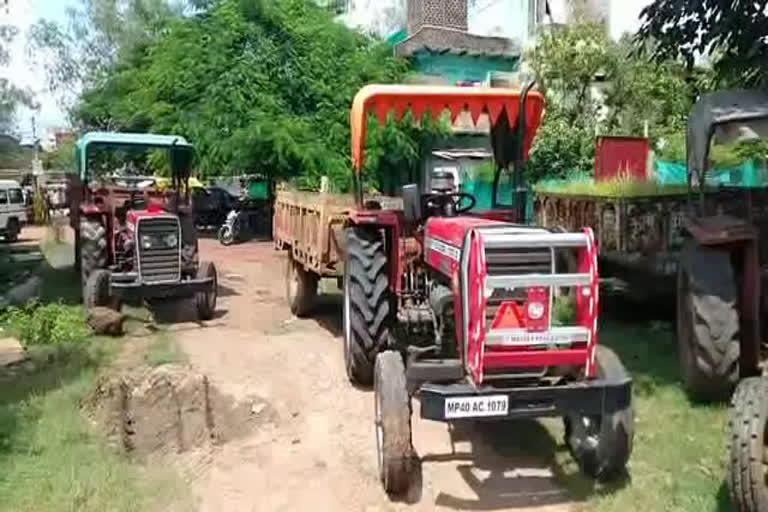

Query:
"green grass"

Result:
[[553, 320, 734, 512], [144, 331, 187, 367], [0, 340, 186, 512], [0, 236, 188, 511], [533, 176, 689, 198]]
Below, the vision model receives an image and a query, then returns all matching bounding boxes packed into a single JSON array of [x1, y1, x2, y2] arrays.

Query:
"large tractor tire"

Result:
[[195, 261, 218, 320], [343, 227, 393, 386], [374, 350, 413, 495], [677, 242, 740, 402], [79, 217, 107, 284], [728, 377, 768, 512], [565, 346, 634, 481], [285, 254, 318, 317]]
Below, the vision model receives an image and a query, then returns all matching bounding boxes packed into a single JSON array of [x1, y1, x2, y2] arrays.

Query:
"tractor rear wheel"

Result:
[[677, 242, 740, 401], [195, 261, 217, 320], [80, 217, 107, 285], [285, 254, 318, 317], [374, 350, 413, 495], [565, 346, 634, 481], [343, 227, 393, 386], [728, 377, 768, 512]]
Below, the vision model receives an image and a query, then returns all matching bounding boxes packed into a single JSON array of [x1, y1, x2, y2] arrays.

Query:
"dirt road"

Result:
[[173, 237, 576, 512]]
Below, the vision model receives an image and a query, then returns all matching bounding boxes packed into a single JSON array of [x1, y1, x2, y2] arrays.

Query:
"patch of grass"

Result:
[[552, 320, 734, 512], [534, 175, 689, 198], [144, 332, 187, 367], [1, 301, 91, 347], [0, 339, 187, 512]]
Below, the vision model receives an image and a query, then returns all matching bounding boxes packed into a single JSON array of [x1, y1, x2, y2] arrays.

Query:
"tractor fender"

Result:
[[678, 241, 736, 297]]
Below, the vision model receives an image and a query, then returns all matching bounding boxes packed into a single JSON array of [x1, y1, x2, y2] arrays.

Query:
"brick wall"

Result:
[[407, 0, 468, 34]]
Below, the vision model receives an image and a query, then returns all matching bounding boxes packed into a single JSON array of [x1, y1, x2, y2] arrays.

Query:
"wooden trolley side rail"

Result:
[[273, 190, 352, 277]]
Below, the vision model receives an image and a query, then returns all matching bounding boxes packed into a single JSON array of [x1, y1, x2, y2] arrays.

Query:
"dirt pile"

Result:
[[86, 364, 268, 458]]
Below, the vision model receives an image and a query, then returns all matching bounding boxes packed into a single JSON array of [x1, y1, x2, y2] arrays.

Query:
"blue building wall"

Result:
[[409, 51, 519, 85]]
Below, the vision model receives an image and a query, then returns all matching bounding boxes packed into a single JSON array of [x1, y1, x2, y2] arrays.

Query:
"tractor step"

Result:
[[406, 358, 464, 384]]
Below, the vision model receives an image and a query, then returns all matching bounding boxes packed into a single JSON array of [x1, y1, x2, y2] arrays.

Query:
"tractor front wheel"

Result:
[[677, 242, 740, 401], [374, 350, 413, 495], [565, 346, 634, 481], [728, 377, 768, 512], [80, 217, 107, 285], [84, 269, 119, 311], [285, 254, 318, 317], [343, 227, 393, 386], [5, 218, 19, 243], [195, 261, 217, 320]]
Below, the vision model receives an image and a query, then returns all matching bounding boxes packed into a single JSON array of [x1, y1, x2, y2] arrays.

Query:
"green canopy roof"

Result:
[[75, 131, 195, 181]]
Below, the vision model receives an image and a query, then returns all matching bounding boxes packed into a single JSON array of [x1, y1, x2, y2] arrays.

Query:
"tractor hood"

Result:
[[127, 205, 173, 224]]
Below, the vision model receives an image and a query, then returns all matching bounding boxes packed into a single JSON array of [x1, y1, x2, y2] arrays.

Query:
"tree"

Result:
[[0, 25, 36, 134], [637, 0, 768, 88], [27, 0, 187, 116], [71, 0, 411, 189], [525, 23, 696, 181], [526, 23, 617, 126]]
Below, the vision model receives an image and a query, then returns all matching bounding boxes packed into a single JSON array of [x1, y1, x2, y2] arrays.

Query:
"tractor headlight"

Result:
[[163, 232, 178, 248], [140, 233, 178, 249]]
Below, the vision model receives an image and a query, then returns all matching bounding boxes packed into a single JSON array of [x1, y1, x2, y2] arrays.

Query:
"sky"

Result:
[[1, 0, 73, 142], [1, 0, 654, 141]]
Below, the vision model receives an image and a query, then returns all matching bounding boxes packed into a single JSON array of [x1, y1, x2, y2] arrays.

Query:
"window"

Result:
[[0, 190, 7, 204], [8, 189, 23, 204]]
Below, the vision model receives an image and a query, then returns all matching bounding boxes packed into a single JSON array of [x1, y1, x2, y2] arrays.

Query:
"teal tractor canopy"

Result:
[[74, 132, 195, 183]]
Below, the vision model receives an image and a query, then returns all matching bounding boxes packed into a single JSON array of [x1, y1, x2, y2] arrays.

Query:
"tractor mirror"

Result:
[[402, 184, 422, 224]]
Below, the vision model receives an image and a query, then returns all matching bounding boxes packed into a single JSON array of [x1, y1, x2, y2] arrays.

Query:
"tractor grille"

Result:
[[137, 217, 181, 283], [484, 247, 553, 329]]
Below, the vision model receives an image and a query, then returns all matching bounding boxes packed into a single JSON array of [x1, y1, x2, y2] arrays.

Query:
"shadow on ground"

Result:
[[408, 419, 627, 510], [312, 294, 343, 338]]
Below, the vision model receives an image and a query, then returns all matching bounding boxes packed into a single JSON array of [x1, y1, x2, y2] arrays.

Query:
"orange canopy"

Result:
[[350, 84, 545, 173]]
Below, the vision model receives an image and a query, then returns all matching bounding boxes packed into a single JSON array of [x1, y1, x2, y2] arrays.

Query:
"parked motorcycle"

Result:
[[218, 207, 247, 246]]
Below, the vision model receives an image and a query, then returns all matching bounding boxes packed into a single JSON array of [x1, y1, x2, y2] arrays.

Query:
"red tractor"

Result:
[[69, 132, 217, 318], [337, 84, 634, 493]]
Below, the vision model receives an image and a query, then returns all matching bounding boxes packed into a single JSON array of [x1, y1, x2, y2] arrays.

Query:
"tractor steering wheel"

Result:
[[423, 192, 476, 216], [451, 192, 476, 213]]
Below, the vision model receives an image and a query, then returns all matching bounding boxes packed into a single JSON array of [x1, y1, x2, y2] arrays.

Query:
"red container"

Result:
[[594, 136, 650, 182]]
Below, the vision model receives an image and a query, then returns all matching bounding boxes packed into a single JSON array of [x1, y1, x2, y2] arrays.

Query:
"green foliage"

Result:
[[526, 23, 613, 126], [657, 134, 768, 168], [42, 139, 76, 171], [69, 0, 410, 189], [638, 0, 768, 88], [527, 113, 595, 182], [525, 23, 698, 183], [534, 174, 688, 198], [552, 294, 576, 326], [32, 189, 49, 225], [603, 38, 694, 136], [1, 301, 91, 347]]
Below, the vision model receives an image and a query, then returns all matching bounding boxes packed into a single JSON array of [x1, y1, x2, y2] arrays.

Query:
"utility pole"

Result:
[[31, 115, 42, 176]]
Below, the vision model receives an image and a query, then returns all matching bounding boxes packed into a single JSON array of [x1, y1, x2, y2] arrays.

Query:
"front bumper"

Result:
[[418, 377, 632, 422], [109, 272, 214, 300]]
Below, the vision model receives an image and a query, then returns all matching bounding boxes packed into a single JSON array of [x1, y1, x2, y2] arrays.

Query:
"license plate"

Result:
[[444, 395, 509, 419]]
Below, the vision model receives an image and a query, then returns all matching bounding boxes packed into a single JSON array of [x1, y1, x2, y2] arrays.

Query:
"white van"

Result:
[[0, 180, 27, 242]]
